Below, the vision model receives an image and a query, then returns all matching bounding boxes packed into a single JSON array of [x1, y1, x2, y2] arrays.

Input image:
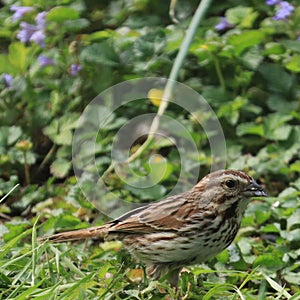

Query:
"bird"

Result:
[[40, 169, 267, 285]]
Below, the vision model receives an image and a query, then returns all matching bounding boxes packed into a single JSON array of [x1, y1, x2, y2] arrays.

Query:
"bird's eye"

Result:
[[225, 179, 236, 189]]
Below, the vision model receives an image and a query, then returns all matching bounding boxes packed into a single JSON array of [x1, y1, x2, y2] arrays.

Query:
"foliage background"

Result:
[[0, 0, 300, 299]]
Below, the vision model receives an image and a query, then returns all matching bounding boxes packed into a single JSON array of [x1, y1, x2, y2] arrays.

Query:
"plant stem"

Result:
[[214, 55, 226, 90], [37, 144, 57, 172], [127, 0, 212, 163], [24, 151, 30, 185], [103, 0, 213, 177]]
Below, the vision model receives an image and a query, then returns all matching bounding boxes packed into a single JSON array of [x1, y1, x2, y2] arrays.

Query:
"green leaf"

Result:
[[43, 113, 79, 145], [0, 228, 32, 259], [126, 183, 166, 200], [255, 210, 271, 225], [50, 158, 71, 178], [291, 161, 300, 172], [216, 249, 229, 263], [47, 7, 80, 22], [286, 229, 300, 242], [64, 18, 90, 31], [281, 40, 300, 52], [226, 6, 258, 28], [253, 254, 284, 271], [7, 126, 22, 145], [267, 94, 298, 113], [146, 155, 173, 183], [55, 214, 83, 229], [263, 113, 293, 140], [228, 30, 265, 55], [217, 96, 247, 125], [285, 55, 300, 73], [287, 209, 300, 231], [83, 30, 115, 42], [261, 224, 280, 233], [264, 42, 285, 55], [258, 63, 293, 94], [8, 42, 31, 73], [80, 42, 119, 66], [236, 122, 264, 137], [0, 54, 16, 74]]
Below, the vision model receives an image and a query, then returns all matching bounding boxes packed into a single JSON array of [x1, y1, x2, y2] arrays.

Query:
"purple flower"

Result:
[[70, 64, 82, 76], [38, 55, 54, 67], [35, 12, 47, 28], [30, 30, 46, 47], [17, 22, 37, 43], [16, 11, 47, 48], [298, 36, 300, 41], [10, 5, 34, 21], [273, 1, 294, 20], [3, 74, 13, 88], [266, 0, 281, 5], [215, 17, 233, 31]]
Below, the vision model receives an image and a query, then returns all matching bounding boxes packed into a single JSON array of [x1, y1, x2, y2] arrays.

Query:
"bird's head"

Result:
[[193, 169, 267, 213]]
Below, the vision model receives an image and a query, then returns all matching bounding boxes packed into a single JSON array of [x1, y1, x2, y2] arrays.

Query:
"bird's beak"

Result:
[[243, 180, 267, 197]]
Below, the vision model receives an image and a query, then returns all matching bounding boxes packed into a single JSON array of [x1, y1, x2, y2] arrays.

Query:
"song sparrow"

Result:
[[41, 169, 267, 285]]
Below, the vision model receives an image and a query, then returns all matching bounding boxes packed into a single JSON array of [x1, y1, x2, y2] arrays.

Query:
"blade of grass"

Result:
[[13, 281, 44, 300], [0, 227, 32, 260], [58, 272, 95, 299], [263, 273, 292, 299], [31, 216, 40, 286], [48, 244, 86, 277], [0, 184, 19, 204]]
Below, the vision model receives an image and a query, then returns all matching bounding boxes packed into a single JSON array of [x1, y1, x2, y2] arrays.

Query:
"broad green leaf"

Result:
[[291, 161, 300, 172], [253, 254, 285, 270], [226, 6, 258, 28], [216, 249, 229, 263], [264, 42, 285, 55], [147, 154, 173, 183], [228, 30, 265, 55], [43, 113, 79, 145], [236, 122, 264, 137], [126, 183, 166, 200], [80, 42, 119, 66], [286, 55, 300, 73], [255, 210, 271, 225], [258, 63, 293, 94], [64, 18, 90, 31], [0, 54, 16, 74], [55, 214, 84, 229], [7, 126, 22, 145], [287, 229, 300, 242], [261, 223, 280, 233], [263, 113, 293, 140], [287, 209, 300, 231], [50, 158, 71, 178], [8, 43, 30, 73], [83, 30, 115, 42], [267, 94, 298, 113], [47, 7, 80, 22], [283, 274, 300, 285], [0, 29, 11, 39], [281, 40, 300, 52]]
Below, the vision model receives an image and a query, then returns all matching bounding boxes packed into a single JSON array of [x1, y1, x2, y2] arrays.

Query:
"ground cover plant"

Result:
[[0, 0, 300, 299]]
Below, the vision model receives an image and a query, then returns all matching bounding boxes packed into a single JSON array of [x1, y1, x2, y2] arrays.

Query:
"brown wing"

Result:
[[108, 191, 199, 234]]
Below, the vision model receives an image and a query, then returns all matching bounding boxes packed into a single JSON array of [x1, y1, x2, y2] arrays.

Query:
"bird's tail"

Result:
[[39, 224, 111, 243]]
